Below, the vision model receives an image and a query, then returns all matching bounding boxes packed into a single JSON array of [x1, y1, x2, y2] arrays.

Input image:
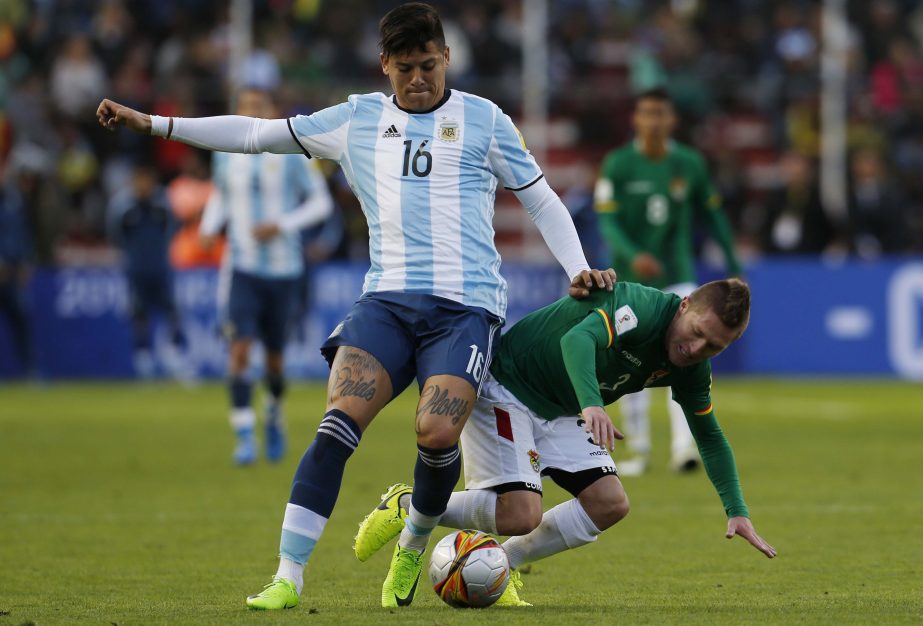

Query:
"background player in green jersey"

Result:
[[354, 279, 775, 605], [594, 88, 743, 476]]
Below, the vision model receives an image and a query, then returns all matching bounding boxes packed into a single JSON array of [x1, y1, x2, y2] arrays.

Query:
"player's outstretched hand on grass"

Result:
[[97, 99, 151, 134], [580, 406, 624, 451], [569, 268, 617, 299], [726, 516, 776, 558]]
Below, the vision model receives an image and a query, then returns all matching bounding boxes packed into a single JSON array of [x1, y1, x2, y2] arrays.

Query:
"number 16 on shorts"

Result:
[[466, 344, 485, 382]]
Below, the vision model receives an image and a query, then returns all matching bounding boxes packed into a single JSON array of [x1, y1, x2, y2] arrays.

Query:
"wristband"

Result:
[[150, 115, 172, 138]]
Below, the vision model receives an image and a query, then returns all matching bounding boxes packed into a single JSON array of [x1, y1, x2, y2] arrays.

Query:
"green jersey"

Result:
[[490, 282, 748, 518], [594, 141, 741, 288]]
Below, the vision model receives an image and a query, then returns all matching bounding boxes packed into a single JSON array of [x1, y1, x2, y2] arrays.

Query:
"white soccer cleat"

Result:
[[617, 455, 648, 477], [670, 445, 701, 473]]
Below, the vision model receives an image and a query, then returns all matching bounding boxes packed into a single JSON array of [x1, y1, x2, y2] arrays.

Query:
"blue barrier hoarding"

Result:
[[0, 263, 569, 380], [1, 259, 922, 379], [744, 258, 923, 378]]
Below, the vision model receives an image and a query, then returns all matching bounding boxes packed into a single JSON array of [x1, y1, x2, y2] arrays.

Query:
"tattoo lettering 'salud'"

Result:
[[333, 366, 376, 401], [417, 385, 470, 424]]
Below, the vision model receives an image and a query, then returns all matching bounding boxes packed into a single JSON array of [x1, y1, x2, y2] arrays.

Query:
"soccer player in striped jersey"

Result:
[[199, 88, 334, 466], [594, 88, 743, 476], [355, 279, 775, 606], [97, 2, 614, 610]]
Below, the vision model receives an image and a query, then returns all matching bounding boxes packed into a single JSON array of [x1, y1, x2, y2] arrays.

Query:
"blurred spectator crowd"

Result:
[[1, 0, 922, 275]]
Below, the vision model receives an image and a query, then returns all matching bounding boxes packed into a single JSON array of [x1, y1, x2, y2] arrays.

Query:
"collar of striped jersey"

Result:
[[391, 88, 452, 115]]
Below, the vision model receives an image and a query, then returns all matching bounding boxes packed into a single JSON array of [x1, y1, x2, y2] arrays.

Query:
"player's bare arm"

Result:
[[97, 99, 152, 134], [726, 516, 777, 558]]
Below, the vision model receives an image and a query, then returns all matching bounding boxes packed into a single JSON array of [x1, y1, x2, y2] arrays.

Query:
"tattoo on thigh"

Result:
[[332, 350, 380, 402], [342, 349, 383, 378], [417, 385, 470, 425], [333, 367, 376, 401]]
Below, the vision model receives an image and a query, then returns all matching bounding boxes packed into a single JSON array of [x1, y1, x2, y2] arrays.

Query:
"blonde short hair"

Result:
[[688, 278, 751, 331]]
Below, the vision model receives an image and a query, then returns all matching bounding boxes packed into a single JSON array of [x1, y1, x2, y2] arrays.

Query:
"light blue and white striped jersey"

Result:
[[288, 89, 542, 318], [203, 152, 332, 278]]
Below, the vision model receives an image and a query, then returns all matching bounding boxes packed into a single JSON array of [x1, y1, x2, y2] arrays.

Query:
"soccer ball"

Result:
[[428, 529, 510, 608]]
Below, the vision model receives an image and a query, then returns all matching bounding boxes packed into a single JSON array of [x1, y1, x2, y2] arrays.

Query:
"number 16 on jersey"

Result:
[[402, 140, 432, 177]]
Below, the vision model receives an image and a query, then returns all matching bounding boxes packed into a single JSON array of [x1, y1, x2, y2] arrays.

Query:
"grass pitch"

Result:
[[1, 378, 922, 625]]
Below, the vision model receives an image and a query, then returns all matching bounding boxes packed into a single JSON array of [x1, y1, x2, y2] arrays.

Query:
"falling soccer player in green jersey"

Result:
[[355, 279, 775, 606], [594, 87, 743, 475]]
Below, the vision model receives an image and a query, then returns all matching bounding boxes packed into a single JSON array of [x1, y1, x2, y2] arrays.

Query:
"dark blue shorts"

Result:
[[127, 271, 175, 317], [227, 270, 298, 352], [321, 291, 504, 399]]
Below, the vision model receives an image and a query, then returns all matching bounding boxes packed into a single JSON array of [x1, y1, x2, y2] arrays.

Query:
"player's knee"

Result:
[[591, 491, 630, 531], [495, 492, 543, 535], [579, 478, 630, 531], [609, 492, 630, 524], [498, 509, 542, 536], [265, 353, 284, 375], [230, 342, 250, 372], [415, 427, 460, 450]]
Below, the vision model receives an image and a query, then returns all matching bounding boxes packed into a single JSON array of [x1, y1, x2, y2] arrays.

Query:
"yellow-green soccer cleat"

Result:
[[381, 544, 424, 608], [354, 483, 411, 562], [494, 569, 532, 607], [245, 576, 299, 610]]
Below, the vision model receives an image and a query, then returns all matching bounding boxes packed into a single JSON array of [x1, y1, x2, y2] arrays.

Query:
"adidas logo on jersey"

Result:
[[382, 124, 401, 138]]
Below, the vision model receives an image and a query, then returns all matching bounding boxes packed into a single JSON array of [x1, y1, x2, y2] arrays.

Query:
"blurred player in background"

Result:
[[0, 158, 34, 378], [97, 1, 612, 611], [199, 87, 334, 466], [356, 279, 775, 606], [167, 151, 223, 270], [594, 88, 742, 476], [107, 162, 186, 378]]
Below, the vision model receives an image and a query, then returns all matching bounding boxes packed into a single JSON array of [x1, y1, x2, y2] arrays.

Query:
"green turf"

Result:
[[1, 379, 922, 625]]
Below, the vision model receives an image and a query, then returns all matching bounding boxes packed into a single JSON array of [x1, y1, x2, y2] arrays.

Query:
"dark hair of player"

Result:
[[634, 87, 673, 108], [379, 2, 446, 57], [688, 278, 751, 332]]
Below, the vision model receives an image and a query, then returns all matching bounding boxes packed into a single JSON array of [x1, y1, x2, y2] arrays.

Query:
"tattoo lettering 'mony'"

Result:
[[417, 385, 470, 424]]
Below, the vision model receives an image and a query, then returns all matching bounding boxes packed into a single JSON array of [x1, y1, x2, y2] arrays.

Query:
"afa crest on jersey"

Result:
[[439, 119, 460, 142]]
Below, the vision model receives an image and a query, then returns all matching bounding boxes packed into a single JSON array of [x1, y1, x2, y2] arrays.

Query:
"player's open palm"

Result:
[[580, 406, 624, 451], [726, 516, 776, 558], [97, 99, 151, 134]]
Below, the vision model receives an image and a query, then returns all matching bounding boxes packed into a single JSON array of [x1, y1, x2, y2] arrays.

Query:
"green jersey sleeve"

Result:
[[594, 153, 641, 263], [690, 153, 741, 275], [597, 213, 641, 267], [560, 308, 615, 410], [673, 363, 749, 518]]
